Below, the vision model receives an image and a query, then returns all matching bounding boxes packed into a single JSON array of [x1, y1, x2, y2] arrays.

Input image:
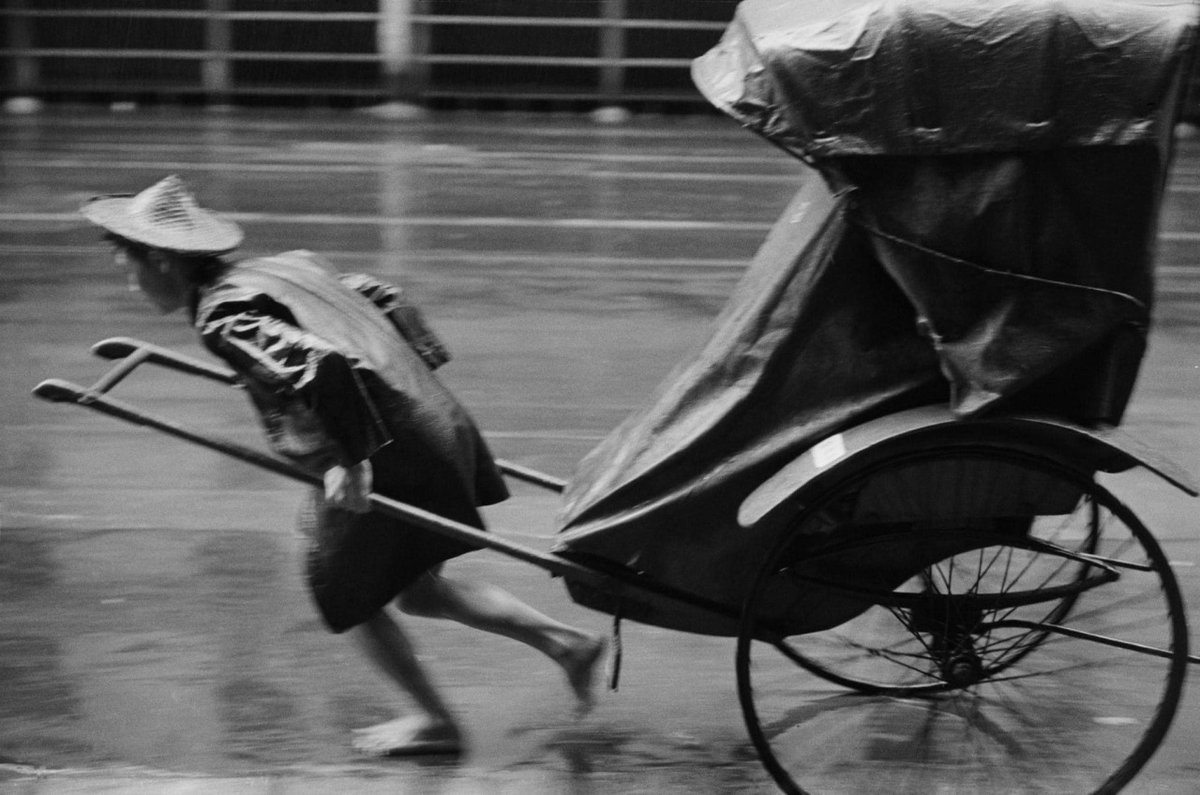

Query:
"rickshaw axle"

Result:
[[908, 597, 988, 686]]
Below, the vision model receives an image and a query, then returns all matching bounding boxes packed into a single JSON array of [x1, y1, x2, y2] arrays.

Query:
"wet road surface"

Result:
[[2, 108, 1200, 793]]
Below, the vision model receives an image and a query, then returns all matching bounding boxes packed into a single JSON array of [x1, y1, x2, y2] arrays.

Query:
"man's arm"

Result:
[[197, 289, 389, 510]]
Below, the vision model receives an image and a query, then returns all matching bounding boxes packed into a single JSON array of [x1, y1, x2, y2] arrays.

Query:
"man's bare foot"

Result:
[[560, 634, 607, 717], [351, 715, 462, 756]]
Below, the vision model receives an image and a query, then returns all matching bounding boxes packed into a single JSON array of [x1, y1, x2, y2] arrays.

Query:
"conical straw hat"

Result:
[[81, 175, 243, 255]]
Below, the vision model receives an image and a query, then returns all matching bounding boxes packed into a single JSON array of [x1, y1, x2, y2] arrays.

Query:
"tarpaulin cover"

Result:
[[690, 0, 1197, 158], [554, 0, 1197, 634]]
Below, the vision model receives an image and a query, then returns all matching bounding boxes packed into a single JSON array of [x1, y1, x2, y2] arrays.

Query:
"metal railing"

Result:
[[2, 1, 735, 110]]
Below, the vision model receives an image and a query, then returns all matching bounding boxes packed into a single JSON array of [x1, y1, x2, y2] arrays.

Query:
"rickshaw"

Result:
[[34, 0, 1200, 792]]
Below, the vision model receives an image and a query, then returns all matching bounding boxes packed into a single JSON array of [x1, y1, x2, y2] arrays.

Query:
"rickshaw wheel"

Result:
[[736, 447, 1189, 795]]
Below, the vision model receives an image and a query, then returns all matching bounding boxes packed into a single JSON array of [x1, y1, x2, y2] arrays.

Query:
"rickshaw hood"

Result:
[[692, 0, 1197, 160], [554, 0, 1198, 637]]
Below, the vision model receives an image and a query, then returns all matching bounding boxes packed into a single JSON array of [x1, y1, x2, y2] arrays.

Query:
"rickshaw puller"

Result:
[[81, 175, 605, 757]]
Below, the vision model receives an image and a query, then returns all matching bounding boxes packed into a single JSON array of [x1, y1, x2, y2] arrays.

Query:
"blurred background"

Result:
[[3, 2, 1200, 793], [1, 1, 751, 117]]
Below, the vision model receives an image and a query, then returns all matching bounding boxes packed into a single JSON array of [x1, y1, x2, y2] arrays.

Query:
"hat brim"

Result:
[[81, 194, 244, 255]]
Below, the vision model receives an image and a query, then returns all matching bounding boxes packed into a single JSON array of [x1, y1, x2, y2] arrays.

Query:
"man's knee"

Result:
[[396, 573, 447, 618]]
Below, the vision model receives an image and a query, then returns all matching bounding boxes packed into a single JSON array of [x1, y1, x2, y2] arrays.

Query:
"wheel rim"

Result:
[[737, 450, 1189, 795]]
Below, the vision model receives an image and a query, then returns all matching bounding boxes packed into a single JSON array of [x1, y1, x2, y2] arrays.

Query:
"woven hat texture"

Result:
[[81, 175, 243, 255]]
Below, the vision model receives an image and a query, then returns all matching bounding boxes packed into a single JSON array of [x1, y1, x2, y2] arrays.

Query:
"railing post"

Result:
[[203, 0, 232, 107], [6, 0, 41, 109], [594, 0, 630, 122], [372, 0, 429, 117]]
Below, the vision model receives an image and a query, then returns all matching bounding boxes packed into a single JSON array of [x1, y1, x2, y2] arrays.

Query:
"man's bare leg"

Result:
[[350, 610, 463, 755], [398, 571, 607, 715]]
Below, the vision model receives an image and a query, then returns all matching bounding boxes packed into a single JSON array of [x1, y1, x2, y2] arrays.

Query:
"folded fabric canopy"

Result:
[[691, 0, 1196, 157], [554, 0, 1198, 635]]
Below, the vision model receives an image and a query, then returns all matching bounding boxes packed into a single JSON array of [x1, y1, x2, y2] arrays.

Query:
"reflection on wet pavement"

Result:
[[0, 525, 772, 792]]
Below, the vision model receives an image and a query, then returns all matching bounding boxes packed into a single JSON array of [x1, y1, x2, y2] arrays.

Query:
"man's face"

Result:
[[110, 239, 189, 314]]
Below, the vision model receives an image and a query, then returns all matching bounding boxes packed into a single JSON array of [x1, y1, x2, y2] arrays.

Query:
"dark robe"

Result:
[[195, 249, 507, 631]]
